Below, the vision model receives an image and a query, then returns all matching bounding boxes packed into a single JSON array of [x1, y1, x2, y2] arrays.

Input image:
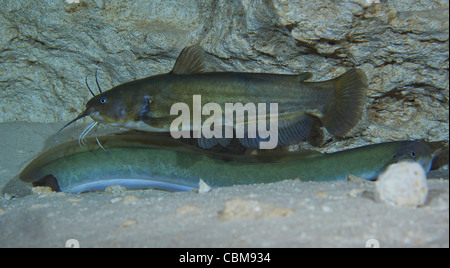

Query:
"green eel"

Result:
[[19, 135, 432, 193]]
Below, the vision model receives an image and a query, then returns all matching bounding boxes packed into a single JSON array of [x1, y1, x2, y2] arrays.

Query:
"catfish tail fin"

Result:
[[322, 68, 368, 136]]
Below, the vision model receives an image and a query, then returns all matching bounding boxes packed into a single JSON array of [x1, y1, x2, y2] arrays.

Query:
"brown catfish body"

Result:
[[66, 45, 368, 149]]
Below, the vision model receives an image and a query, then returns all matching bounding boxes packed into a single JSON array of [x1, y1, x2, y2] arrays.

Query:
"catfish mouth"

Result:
[[88, 111, 110, 124]]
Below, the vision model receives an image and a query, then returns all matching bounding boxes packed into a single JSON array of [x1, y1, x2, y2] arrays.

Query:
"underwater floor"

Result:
[[0, 122, 448, 247]]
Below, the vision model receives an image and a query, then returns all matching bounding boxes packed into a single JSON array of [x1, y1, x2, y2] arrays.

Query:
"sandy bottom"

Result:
[[0, 122, 448, 248]]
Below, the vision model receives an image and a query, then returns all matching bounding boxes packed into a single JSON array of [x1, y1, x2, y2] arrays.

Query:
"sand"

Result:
[[0, 122, 448, 248]]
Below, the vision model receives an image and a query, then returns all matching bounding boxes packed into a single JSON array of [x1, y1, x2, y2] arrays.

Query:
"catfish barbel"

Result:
[[19, 135, 432, 194], [59, 45, 368, 149]]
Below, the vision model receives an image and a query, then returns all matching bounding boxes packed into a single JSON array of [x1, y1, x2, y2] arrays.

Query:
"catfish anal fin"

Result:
[[239, 114, 315, 149], [198, 136, 231, 149]]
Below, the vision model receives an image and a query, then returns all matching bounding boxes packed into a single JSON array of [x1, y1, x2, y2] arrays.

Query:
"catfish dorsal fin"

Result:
[[171, 44, 207, 74]]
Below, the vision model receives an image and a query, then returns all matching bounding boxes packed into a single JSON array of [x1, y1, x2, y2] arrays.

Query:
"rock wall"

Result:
[[0, 0, 448, 145]]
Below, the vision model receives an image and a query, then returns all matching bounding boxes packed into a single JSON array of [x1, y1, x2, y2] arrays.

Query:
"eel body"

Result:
[[19, 135, 432, 193]]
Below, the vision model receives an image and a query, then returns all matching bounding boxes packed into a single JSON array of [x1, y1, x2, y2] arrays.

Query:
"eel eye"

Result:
[[100, 97, 107, 104]]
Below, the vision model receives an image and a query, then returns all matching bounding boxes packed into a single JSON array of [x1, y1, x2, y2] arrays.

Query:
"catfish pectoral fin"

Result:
[[140, 116, 174, 128], [321, 68, 368, 136]]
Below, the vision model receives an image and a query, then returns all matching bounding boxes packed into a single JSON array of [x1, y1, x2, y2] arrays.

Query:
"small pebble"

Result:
[[31, 186, 54, 196], [105, 185, 127, 195], [375, 161, 428, 208], [2, 193, 13, 200], [199, 179, 212, 193], [120, 218, 137, 228], [348, 188, 365, 198], [315, 190, 328, 198], [346, 174, 367, 183]]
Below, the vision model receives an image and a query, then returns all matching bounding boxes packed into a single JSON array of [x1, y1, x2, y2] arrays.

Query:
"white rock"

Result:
[[375, 161, 428, 208], [198, 178, 212, 193]]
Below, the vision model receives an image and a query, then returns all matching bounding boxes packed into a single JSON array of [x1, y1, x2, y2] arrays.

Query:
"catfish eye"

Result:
[[411, 151, 416, 157], [99, 97, 107, 104]]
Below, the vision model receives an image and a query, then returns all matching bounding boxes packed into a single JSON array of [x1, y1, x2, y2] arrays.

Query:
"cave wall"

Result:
[[0, 0, 448, 145]]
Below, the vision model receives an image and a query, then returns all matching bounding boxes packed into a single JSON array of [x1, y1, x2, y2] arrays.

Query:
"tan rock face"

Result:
[[0, 0, 448, 148]]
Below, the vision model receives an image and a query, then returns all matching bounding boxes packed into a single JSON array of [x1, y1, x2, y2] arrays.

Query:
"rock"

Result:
[[120, 218, 137, 228], [375, 161, 428, 208], [31, 186, 55, 196], [105, 184, 127, 195], [0, 0, 447, 148], [198, 179, 212, 193]]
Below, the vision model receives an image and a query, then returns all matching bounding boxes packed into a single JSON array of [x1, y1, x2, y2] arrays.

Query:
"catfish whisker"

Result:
[[95, 136, 107, 152], [78, 121, 98, 147], [95, 68, 103, 94], [56, 111, 90, 144], [86, 75, 96, 97], [85, 73, 96, 97], [93, 122, 108, 152]]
